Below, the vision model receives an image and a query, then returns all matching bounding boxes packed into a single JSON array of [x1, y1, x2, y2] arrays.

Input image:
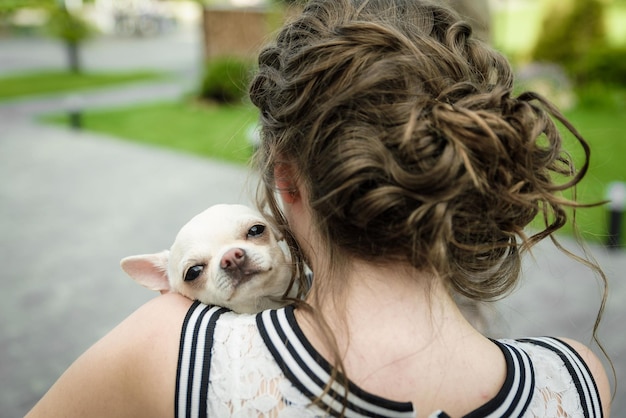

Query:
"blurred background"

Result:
[[0, 0, 625, 416]]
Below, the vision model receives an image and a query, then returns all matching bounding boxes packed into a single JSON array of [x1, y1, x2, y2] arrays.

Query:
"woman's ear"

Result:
[[274, 161, 299, 204]]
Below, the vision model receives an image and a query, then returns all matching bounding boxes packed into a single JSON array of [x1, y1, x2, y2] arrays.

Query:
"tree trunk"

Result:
[[66, 40, 81, 74]]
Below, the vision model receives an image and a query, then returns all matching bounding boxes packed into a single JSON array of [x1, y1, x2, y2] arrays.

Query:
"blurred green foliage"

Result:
[[200, 56, 254, 104], [0, 0, 93, 39], [0, 0, 53, 13], [532, 0, 626, 86], [0, 0, 95, 73], [573, 45, 626, 86], [533, 0, 606, 65], [45, 5, 93, 43]]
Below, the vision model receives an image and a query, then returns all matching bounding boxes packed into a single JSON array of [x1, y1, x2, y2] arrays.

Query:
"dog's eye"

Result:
[[248, 224, 265, 237], [184, 265, 204, 282]]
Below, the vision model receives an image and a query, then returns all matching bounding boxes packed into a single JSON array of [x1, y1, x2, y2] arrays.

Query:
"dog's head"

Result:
[[121, 204, 293, 313]]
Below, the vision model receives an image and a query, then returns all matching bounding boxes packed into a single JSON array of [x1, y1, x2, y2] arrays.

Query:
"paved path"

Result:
[[0, 26, 252, 417], [1, 27, 624, 416]]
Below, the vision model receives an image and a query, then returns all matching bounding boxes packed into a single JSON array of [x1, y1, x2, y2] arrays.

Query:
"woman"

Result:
[[27, 0, 611, 416]]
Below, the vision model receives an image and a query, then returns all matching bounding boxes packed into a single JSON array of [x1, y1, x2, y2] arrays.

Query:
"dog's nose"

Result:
[[221, 248, 245, 270]]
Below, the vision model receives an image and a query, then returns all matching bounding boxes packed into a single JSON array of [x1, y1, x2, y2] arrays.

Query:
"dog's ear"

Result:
[[120, 250, 171, 291]]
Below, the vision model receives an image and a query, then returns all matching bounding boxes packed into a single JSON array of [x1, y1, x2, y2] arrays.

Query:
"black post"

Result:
[[68, 110, 82, 130], [606, 182, 626, 249], [67, 95, 83, 130], [607, 209, 622, 248]]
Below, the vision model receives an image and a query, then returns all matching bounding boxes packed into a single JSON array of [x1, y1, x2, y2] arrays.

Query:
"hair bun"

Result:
[[251, 0, 591, 302]]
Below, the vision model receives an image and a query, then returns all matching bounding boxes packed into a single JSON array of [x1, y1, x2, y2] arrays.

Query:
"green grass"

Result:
[[42, 100, 260, 164], [0, 70, 163, 100], [559, 88, 626, 243]]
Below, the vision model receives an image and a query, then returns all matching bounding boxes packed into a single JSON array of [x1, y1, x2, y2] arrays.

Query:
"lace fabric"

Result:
[[179, 306, 600, 418], [208, 314, 318, 418], [510, 341, 586, 418]]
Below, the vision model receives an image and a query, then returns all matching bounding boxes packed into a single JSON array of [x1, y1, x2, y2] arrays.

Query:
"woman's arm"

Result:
[[26, 293, 194, 418]]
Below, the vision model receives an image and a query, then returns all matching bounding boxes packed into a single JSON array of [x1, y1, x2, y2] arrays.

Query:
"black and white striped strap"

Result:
[[175, 301, 228, 418]]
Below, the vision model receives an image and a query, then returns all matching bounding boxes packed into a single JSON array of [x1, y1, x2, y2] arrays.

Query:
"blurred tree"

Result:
[[532, 0, 606, 74], [0, 0, 93, 73], [46, 2, 93, 73], [532, 0, 626, 87]]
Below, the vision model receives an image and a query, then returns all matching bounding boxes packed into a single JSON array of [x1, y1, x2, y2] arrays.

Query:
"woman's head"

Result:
[[249, 0, 589, 301]]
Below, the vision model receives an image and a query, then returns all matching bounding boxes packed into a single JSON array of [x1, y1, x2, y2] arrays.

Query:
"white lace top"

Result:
[[175, 302, 604, 418]]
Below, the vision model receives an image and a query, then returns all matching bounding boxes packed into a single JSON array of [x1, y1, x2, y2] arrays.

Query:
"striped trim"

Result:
[[257, 307, 541, 418], [175, 302, 228, 418], [519, 337, 604, 418], [176, 303, 599, 418], [465, 340, 534, 417], [257, 307, 415, 418]]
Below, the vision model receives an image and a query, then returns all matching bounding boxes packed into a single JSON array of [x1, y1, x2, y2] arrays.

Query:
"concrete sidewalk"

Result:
[[1, 29, 624, 416], [0, 117, 253, 417]]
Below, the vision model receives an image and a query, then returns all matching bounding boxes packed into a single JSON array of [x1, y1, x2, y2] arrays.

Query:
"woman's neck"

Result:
[[300, 258, 479, 354], [294, 258, 506, 411]]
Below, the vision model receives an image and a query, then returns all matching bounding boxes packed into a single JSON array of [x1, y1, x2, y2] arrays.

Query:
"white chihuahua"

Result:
[[121, 204, 294, 314]]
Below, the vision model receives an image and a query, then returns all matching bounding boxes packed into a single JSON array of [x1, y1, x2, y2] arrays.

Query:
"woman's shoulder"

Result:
[[26, 294, 196, 418], [131, 292, 196, 323], [499, 336, 611, 417]]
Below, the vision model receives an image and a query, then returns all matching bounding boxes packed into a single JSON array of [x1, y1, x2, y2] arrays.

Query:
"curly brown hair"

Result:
[[250, 0, 595, 303], [247, 1, 618, 410]]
